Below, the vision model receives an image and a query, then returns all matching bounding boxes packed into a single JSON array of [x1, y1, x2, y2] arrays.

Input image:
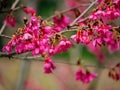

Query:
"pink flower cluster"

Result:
[[53, 14, 70, 30], [3, 14, 71, 74], [3, 0, 120, 83], [3, 15, 71, 54], [71, 28, 92, 44], [75, 68, 97, 83], [49, 39, 72, 55], [90, 0, 120, 21], [44, 57, 56, 74], [71, 0, 120, 61], [71, 24, 120, 54]]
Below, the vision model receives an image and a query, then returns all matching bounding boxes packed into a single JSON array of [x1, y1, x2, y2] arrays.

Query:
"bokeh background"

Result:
[[0, 0, 120, 90]]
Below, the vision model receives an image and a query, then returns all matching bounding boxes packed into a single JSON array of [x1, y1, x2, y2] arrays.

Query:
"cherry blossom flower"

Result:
[[108, 62, 120, 81], [53, 14, 70, 29], [75, 69, 97, 83], [23, 7, 36, 15], [89, 2, 120, 21], [97, 0, 102, 4], [114, 0, 120, 9], [3, 0, 120, 82], [55, 39, 72, 53], [23, 33, 32, 40], [4, 15, 16, 27], [2, 44, 12, 54], [71, 30, 92, 44], [44, 57, 56, 74]]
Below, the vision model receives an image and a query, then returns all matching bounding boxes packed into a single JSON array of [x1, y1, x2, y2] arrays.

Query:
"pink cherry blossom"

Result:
[[23, 33, 32, 40], [53, 15, 70, 29], [89, 4, 120, 21], [3, 0, 120, 83], [97, 0, 102, 4], [44, 57, 56, 74], [114, 0, 120, 9], [23, 7, 36, 15], [71, 30, 92, 44], [2, 44, 11, 54], [4, 15, 16, 27], [109, 63, 120, 81], [55, 39, 72, 53], [75, 69, 97, 83]]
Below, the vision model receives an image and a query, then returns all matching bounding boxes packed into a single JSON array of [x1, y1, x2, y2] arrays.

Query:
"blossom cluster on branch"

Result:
[[1, 0, 120, 83]]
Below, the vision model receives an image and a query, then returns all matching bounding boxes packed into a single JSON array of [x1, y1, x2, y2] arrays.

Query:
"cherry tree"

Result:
[[0, 0, 120, 90]]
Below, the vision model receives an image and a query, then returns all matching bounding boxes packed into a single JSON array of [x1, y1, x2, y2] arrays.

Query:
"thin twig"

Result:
[[0, 50, 109, 69], [0, 0, 20, 35], [0, 34, 12, 39], [0, 5, 24, 13], [77, 16, 89, 23], [1, 55, 109, 69], [0, 51, 16, 57], [46, 3, 90, 21], [59, 29, 77, 34], [0, 24, 6, 35], [11, 0, 20, 9], [70, 0, 98, 25]]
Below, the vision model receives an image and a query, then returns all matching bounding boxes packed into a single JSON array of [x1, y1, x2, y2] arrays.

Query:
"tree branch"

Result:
[[0, 5, 24, 13], [11, 0, 20, 9], [0, 54, 109, 69], [70, 0, 98, 25], [0, 34, 12, 39], [46, 3, 90, 21]]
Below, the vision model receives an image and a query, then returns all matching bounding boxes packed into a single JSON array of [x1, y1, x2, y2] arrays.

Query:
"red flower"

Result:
[[76, 69, 97, 83], [55, 39, 72, 53], [23, 7, 36, 15], [4, 15, 16, 27], [44, 57, 56, 74], [53, 14, 70, 29], [109, 63, 120, 81]]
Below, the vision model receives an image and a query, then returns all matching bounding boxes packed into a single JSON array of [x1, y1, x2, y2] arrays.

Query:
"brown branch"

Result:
[[0, 51, 16, 57], [46, 3, 90, 21], [0, 5, 25, 13], [0, 53, 109, 69], [0, 24, 6, 35], [11, 0, 20, 9], [70, 0, 98, 25], [0, 34, 12, 39]]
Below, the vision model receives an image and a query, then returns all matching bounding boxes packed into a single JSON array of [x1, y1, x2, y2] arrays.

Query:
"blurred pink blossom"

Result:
[[4, 15, 16, 27], [76, 69, 97, 83]]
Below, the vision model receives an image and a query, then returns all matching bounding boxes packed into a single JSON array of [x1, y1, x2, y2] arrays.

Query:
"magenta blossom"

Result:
[[2, 44, 12, 54], [55, 39, 72, 53], [71, 30, 92, 44], [23, 7, 36, 15], [75, 69, 97, 83], [4, 15, 16, 27], [44, 57, 56, 74], [97, 0, 102, 4], [53, 14, 70, 29], [23, 33, 32, 40], [89, 5, 120, 21]]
